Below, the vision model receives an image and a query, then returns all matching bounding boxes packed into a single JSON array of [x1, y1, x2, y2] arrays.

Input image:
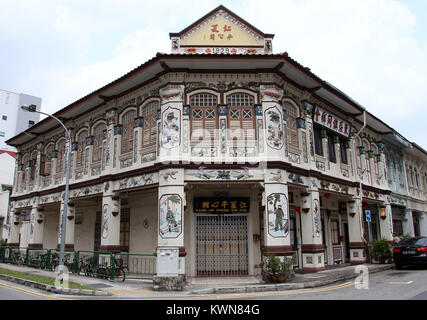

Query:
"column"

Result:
[[84, 136, 94, 177], [158, 84, 184, 163], [8, 207, 20, 247], [57, 199, 75, 251], [104, 107, 117, 173], [28, 197, 44, 248], [50, 150, 58, 185], [262, 169, 293, 260], [260, 85, 285, 162], [157, 168, 186, 276], [99, 183, 121, 252], [299, 178, 326, 273], [347, 196, 368, 264], [378, 202, 393, 242], [403, 208, 415, 237], [418, 212, 427, 236], [133, 117, 143, 165]]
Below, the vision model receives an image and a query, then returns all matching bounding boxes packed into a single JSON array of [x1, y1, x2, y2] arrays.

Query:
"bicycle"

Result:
[[10, 251, 24, 266], [95, 258, 126, 282]]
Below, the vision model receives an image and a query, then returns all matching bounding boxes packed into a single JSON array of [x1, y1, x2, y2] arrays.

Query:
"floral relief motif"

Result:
[[265, 106, 283, 150], [160, 109, 180, 149]]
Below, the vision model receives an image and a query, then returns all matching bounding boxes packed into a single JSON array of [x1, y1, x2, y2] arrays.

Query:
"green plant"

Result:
[[370, 238, 392, 263], [279, 257, 293, 276], [262, 254, 281, 275]]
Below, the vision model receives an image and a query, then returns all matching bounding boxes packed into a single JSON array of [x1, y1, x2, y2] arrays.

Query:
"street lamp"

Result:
[[21, 104, 71, 282]]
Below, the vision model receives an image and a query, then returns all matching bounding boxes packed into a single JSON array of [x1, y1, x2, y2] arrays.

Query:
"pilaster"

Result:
[[99, 182, 122, 252], [300, 178, 325, 273], [158, 84, 185, 163], [28, 197, 44, 248], [347, 196, 368, 264], [262, 169, 293, 258], [157, 168, 186, 275], [57, 199, 75, 251]]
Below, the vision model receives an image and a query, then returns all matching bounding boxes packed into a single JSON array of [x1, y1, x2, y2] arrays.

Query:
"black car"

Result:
[[393, 236, 427, 269]]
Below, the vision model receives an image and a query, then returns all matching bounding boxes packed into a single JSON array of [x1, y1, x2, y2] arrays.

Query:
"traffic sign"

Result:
[[365, 210, 371, 223]]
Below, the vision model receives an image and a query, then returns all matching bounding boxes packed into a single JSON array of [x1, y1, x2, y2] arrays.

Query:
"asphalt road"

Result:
[[0, 266, 426, 301]]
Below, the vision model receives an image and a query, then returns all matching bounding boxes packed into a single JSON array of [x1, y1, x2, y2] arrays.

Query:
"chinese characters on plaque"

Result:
[[194, 198, 250, 214], [313, 106, 351, 138], [207, 23, 234, 41]]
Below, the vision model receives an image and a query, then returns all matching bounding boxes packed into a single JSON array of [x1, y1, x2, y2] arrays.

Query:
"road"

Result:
[[0, 267, 426, 300]]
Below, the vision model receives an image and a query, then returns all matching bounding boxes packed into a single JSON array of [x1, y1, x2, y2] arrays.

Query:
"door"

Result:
[[196, 214, 248, 276], [343, 222, 350, 262]]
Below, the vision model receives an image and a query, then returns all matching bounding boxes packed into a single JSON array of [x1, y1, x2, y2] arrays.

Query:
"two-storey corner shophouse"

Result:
[[5, 6, 425, 279]]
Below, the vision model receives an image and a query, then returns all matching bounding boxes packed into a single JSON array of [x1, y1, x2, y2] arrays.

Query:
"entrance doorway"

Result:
[[196, 214, 248, 276]]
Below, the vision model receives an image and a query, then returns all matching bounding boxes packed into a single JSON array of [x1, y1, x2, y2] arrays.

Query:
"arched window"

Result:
[[283, 102, 299, 148], [42, 144, 55, 176], [227, 93, 255, 140], [121, 109, 136, 154], [21, 153, 29, 185], [75, 130, 88, 168], [190, 93, 218, 141], [141, 101, 158, 147], [92, 123, 106, 163], [30, 151, 38, 181], [56, 139, 66, 174]]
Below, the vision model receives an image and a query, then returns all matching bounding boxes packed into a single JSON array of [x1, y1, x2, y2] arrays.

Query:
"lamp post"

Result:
[[21, 104, 71, 281]]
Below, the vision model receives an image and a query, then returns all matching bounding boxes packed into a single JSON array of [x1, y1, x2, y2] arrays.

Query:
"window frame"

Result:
[[189, 92, 219, 141], [92, 122, 106, 163], [282, 101, 299, 148], [120, 108, 137, 155], [140, 100, 159, 148], [226, 92, 256, 141]]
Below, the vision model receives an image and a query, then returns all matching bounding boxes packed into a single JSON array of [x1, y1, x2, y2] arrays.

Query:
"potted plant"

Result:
[[261, 254, 280, 283], [370, 238, 393, 264], [261, 254, 293, 283]]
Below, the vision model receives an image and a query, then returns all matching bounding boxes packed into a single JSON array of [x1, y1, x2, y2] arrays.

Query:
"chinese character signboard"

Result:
[[313, 106, 351, 138], [194, 198, 250, 214]]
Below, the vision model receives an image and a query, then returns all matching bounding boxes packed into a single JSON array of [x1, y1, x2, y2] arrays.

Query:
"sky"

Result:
[[0, 0, 426, 149]]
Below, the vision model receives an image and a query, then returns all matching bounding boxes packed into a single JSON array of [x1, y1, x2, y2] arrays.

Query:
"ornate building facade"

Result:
[[5, 6, 427, 277]]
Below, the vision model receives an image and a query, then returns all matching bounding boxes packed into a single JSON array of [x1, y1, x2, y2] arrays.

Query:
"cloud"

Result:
[[3, 0, 427, 148]]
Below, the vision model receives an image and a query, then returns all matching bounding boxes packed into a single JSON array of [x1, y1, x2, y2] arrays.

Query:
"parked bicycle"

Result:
[[10, 251, 24, 265], [96, 258, 126, 282]]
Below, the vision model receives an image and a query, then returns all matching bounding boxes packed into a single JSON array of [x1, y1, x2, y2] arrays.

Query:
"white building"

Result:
[[0, 150, 16, 241], [0, 89, 41, 152]]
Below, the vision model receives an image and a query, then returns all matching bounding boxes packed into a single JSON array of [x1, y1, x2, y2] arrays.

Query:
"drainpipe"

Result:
[[353, 111, 368, 245]]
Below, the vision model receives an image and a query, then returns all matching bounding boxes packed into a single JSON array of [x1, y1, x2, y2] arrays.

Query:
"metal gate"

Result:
[[196, 214, 248, 276]]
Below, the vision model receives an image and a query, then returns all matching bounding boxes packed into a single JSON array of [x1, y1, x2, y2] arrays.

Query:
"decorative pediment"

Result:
[[170, 5, 274, 55]]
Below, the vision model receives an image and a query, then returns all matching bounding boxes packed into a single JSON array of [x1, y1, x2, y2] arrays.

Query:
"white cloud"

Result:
[[4, 0, 427, 148]]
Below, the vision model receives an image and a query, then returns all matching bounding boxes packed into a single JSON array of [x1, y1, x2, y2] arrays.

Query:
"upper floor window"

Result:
[[2, 115, 6, 120], [227, 93, 255, 141], [313, 127, 323, 156], [121, 109, 136, 154], [56, 139, 66, 174], [42, 144, 55, 176], [92, 123, 106, 163], [30, 151, 38, 181], [339, 138, 348, 164], [327, 133, 336, 163], [190, 93, 218, 141], [355, 138, 362, 169], [283, 102, 298, 148], [141, 101, 158, 147], [75, 130, 88, 168], [414, 168, 419, 188], [21, 154, 29, 183]]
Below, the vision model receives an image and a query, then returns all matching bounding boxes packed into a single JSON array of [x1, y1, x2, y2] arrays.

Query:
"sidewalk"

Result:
[[0, 263, 393, 298]]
